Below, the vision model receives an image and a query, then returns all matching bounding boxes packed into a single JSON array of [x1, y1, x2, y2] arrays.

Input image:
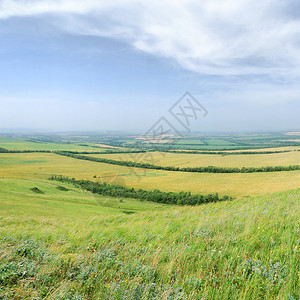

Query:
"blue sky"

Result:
[[0, 0, 299, 132]]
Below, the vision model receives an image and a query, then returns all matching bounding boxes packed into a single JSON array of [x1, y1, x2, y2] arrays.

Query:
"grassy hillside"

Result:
[[0, 178, 167, 218], [1, 153, 299, 197], [0, 178, 299, 299]]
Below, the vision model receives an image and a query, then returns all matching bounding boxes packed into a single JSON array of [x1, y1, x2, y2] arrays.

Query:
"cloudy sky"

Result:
[[0, 0, 299, 132]]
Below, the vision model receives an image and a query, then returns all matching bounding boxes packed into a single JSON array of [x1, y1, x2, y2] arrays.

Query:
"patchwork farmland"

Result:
[[0, 133, 299, 299]]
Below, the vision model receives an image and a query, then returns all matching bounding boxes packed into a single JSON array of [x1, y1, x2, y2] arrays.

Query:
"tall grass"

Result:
[[0, 180, 299, 299]]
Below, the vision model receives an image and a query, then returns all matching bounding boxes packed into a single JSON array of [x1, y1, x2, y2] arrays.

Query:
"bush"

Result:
[[30, 187, 44, 194], [56, 186, 69, 191]]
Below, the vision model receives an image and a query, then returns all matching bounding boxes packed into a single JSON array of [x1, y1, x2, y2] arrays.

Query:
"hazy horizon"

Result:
[[0, 128, 299, 136]]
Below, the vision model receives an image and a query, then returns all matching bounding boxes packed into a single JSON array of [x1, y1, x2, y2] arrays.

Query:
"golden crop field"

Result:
[[171, 146, 300, 152], [214, 146, 300, 152], [1, 153, 299, 197], [89, 151, 300, 168]]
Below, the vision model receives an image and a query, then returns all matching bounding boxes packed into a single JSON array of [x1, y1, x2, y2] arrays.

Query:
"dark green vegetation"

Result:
[[30, 187, 44, 194], [56, 185, 69, 191], [50, 175, 230, 205], [0, 147, 51, 153], [55, 151, 300, 173], [164, 149, 299, 155]]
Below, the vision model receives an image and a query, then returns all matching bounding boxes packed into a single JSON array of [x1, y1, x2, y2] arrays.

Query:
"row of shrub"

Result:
[[0, 146, 147, 155], [125, 143, 300, 151], [1, 145, 298, 156], [0, 147, 51, 153], [70, 149, 297, 156], [49, 175, 230, 205], [163, 150, 297, 155], [54, 151, 300, 173], [63, 150, 148, 155]]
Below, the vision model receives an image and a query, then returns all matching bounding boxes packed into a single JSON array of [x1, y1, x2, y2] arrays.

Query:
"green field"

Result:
[[1, 133, 300, 152], [0, 177, 299, 299], [176, 139, 205, 145], [0, 178, 167, 218], [96, 132, 300, 150], [0, 137, 107, 152], [0, 134, 299, 299]]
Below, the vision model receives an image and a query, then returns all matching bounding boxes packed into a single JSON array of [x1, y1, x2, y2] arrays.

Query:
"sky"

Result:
[[0, 0, 299, 133]]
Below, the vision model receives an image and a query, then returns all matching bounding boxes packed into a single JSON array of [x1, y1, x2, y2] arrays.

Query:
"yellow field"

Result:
[[285, 131, 300, 135], [217, 146, 300, 152], [1, 153, 299, 197], [171, 146, 300, 152], [89, 151, 300, 168]]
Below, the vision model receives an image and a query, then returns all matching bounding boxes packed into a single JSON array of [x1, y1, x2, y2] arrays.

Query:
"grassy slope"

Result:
[[1, 153, 300, 197], [0, 178, 299, 299], [0, 178, 166, 218], [89, 151, 300, 168]]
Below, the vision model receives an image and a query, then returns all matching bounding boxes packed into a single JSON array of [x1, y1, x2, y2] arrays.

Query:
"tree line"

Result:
[[63, 150, 148, 155], [54, 151, 300, 173], [163, 150, 297, 155], [49, 175, 230, 206], [0, 147, 149, 154], [0, 147, 51, 153]]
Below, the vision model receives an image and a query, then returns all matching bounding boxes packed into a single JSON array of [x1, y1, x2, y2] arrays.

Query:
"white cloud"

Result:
[[1, 0, 300, 76]]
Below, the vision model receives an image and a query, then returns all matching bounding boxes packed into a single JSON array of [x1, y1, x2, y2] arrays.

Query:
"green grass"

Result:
[[0, 157, 48, 167], [0, 178, 166, 218], [0, 133, 299, 298], [176, 139, 205, 145], [0, 137, 103, 152], [202, 138, 238, 146], [0, 178, 299, 299]]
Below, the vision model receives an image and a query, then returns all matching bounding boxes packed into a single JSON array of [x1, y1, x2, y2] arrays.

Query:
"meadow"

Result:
[[0, 178, 298, 299], [0, 134, 299, 299]]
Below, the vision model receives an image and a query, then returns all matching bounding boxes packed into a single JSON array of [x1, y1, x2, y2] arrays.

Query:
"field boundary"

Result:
[[54, 151, 300, 173], [49, 175, 231, 205]]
